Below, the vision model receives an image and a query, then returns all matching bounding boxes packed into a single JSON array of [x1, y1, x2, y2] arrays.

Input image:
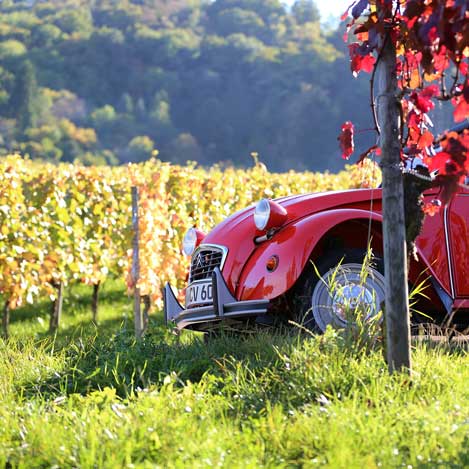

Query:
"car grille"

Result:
[[189, 246, 226, 282]]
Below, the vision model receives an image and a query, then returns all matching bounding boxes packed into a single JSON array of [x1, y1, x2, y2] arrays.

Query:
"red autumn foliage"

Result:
[[339, 0, 469, 203], [417, 130, 434, 150], [348, 44, 376, 76], [338, 121, 355, 160], [410, 85, 440, 113], [422, 200, 442, 216]]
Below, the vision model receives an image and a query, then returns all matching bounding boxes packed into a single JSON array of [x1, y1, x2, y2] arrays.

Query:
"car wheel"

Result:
[[294, 249, 386, 333]]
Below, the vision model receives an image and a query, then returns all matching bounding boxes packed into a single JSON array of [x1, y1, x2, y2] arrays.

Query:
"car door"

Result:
[[447, 183, 469, 297]]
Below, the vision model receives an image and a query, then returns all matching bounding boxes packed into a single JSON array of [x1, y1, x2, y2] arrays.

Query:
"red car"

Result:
[[164, 134, 469, 333], [164, 181, 469, 333]]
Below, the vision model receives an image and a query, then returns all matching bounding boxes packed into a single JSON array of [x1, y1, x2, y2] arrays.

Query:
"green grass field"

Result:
[[1, 281, 468, 468]]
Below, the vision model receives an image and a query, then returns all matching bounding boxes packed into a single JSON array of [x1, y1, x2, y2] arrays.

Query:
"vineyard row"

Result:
[[0, 154, 380, 333]]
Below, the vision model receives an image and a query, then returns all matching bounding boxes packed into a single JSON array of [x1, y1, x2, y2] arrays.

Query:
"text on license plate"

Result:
[[186, 281, 213, 307]]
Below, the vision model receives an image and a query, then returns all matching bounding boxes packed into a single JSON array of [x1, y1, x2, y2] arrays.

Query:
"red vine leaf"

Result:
[[426, 151, 451, 174], [349, 43, 376, 76], [417, 130, 434, 150], [410, 85, 439, 113], [422, 200, 441, 216], [459, 62, 468, 76], [340, 0, 468, 203], [338, 121, 355, 160]]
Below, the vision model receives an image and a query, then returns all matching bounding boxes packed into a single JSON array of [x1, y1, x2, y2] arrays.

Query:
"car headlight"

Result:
[[254, 199, 287, 231], [254, 199, 270, 230], [182, 228, 205, 256]]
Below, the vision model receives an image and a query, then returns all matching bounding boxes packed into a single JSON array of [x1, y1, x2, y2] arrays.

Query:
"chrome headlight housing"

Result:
[[182, 228, 205, 256], [254, 199, 288, 232], [254, 199, 271, 230]]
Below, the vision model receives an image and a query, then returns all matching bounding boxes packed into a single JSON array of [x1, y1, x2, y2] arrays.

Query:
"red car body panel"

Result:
[[413, 186, 469, 300], [237, 208, 383, 301], [203, 189, 384, 294], [454, 299, 469, 309], [448, 190, 469, 297], [413, 204, 452, 296]]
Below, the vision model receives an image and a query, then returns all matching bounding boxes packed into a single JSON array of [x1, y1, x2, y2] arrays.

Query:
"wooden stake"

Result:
[[2, 299, 10, 340], [92, 281, 100, 323], [376, 22, 412, 373], [49, 281, 64, 333], [132, 186, 143, 339], [142, 294, 151, 330]]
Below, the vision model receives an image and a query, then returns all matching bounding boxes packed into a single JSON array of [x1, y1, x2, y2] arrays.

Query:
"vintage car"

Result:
[[164, 128, 469, 334]]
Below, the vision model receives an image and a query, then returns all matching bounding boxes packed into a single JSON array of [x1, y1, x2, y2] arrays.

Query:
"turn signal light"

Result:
[[266, 255, 279, 272]]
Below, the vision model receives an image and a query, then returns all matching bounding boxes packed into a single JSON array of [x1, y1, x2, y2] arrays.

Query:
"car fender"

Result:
[[236, 208, 383, 301]]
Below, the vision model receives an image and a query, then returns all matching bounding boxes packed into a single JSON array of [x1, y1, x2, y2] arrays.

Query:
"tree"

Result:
[[13, 60, 40, 132], [91, 105, 117, 127], [0, 0, 371, 169], [0, 40, 27, 61], [291, 0, 320, 25], [207, 0, 285, 24], [339, 1, 468, 373], [127, 135, 155, 162], [212, 7, 265, 37], [53, 8, 93, 36], [32, 24, 63, 48]]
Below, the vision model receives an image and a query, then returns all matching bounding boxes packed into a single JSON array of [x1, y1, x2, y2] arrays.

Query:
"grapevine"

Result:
[[0, 154, 380, 334]]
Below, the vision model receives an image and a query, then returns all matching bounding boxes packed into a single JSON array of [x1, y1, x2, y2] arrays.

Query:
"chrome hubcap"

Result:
[[311, 262, 386, 332], [332, 283, 376, 321]]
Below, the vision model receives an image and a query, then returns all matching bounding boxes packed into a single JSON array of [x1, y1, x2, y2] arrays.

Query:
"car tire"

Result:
[[293, 249, 386, 333]]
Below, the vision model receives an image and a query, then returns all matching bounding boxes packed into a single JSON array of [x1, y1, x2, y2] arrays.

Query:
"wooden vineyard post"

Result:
[[142, 295, 150, 331], [49, 281, 64, 333], [376, 18, 411, 373], [2, 299, 10, 339], [132, 186, 143, 339], [91, 281, 100, 323]]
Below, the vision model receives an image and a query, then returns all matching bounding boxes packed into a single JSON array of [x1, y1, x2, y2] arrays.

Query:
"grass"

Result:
[[1, 281, 468, 468]]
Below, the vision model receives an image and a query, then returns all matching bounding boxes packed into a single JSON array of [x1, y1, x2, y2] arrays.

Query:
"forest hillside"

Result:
[[0, 0, 379, 171]]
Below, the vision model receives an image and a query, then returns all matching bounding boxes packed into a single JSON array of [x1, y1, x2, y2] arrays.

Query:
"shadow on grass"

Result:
[[62, 286, 131, 312], [9, 280, 129, 324], [14, 326, 469, 435], [34, 315, 132, 344], [9, 297, 52, 323], [13, 282, 469, 412], [16, 313, 469, 400], [17, 321, 299, 401]]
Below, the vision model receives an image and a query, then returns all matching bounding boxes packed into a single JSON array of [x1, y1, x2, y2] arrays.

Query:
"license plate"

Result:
[[185, 280, 213, 307]]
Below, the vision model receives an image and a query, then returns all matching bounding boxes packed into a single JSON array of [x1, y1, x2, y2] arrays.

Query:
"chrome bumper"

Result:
[[163, 267, 269, 330]]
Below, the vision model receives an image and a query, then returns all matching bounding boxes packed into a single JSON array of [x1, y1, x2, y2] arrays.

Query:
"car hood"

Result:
[[202, 188, 382, 292], [205, 188, 381, 240]]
